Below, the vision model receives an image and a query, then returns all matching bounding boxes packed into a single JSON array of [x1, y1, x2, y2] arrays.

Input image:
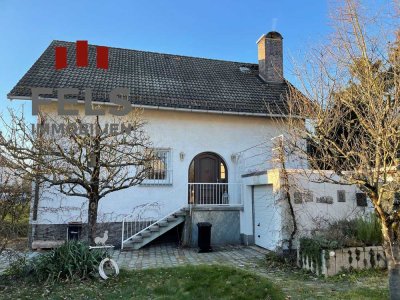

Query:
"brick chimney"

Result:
[[257, 31, 283, 82]]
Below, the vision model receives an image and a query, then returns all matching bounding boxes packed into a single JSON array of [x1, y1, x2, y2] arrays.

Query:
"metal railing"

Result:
[[188, 183, 242, 205], [121, 203, 185, 250], [141, 169, 173, 185], [121, 203, 160, 250]]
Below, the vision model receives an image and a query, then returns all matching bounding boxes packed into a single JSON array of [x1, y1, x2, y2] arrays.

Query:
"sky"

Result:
[[0, 0, 349, 123]]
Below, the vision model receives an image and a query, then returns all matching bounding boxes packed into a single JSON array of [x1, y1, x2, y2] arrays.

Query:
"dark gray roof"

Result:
[[8, 40, 290, 115]]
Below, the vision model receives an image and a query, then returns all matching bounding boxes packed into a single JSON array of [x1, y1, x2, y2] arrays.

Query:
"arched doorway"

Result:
[[188, 152, 228, 205]]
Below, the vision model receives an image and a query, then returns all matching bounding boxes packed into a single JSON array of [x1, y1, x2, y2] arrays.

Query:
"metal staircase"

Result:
[[121, 205, 186, 250]]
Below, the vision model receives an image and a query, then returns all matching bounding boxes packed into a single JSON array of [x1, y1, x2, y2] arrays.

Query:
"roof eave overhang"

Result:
[[8, 95, 299, 119]]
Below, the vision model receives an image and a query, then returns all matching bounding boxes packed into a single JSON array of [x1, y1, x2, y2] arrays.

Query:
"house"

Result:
[[8, 32, 371, 251]]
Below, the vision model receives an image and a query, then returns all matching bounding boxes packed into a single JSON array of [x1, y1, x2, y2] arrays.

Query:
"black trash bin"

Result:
[[67, 222, 82, 241], [197, 222, 212, 252]]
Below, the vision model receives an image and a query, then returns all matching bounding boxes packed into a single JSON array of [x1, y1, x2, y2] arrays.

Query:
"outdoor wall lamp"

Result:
[[231, 153, 238, 163], [179, 152, 185, 161]]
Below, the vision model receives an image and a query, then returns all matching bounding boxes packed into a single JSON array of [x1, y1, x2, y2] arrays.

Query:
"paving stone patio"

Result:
[[112, 243, 269, 270], [0, 244, 269, 274]]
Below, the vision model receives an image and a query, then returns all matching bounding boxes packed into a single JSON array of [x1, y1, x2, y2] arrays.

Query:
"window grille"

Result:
[[142, 148, 172, 185]]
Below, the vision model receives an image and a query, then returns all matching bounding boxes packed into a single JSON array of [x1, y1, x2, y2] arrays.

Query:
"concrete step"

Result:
[[122, 209, 187, 251], [131, 236, 143, 243], [158, 221, 168, 227], [149, 225, 160, 232], [131, 216, 185, 250], [140, 230, 151, 237], [121, 242, 134, 251], [173, 210, 186, 217]]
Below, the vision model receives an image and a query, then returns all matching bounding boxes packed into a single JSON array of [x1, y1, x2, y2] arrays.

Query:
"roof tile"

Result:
[[8, 41, 290, 115]]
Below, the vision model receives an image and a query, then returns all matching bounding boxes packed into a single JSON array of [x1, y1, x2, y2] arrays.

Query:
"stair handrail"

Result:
[[122, 202, 158, 223], [121, 205, 187, 249], [121, 202, 159, 249]]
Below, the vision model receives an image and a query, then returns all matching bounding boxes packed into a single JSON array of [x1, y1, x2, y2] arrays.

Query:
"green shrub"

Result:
[[299, 214, 383, 274], [308, 214, 383, 249], [0, 222, 29, 238], [5, 241, 107, 282], [316, 219, 360, 248], [265, 251, 295, 268], [355, 213, 382, 246], [299, 236, 340, 273]]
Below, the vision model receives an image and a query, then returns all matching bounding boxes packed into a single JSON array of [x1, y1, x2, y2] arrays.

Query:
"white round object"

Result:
[[329, 251, 336, 257], [98, 257, 119, 280]]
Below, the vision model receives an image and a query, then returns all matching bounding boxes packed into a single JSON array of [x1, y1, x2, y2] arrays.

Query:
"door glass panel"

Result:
[[220, 163, 226, 180]]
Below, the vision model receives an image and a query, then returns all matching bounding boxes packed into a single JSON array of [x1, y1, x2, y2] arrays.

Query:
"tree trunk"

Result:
[[387, 240, 400, 299], [389, 259, 400, 300], [88, 196, 98, 245], [382, 219, 400, 300], [88, 126, 101, 245]]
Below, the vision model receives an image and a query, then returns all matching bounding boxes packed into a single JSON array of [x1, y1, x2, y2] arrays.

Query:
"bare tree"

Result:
[[278, 0, 400, 297], [0, 108, 155, 244], [271, 136, 297, 255], [0, 163, 30, 255]]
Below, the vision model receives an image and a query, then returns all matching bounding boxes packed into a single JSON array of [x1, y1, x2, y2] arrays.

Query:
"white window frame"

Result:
[[142, 148, 173, 186]]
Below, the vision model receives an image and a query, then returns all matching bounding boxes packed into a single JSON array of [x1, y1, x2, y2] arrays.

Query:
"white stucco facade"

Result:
[[32, 102, 371, 250], [240, 169, 372, 250], [34, 103, 288, 226]]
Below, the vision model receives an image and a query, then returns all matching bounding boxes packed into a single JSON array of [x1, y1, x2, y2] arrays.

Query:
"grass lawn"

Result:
[[0, 265, 285, 300], [256, 258, 388, 299], [281, 270, 389, 299]]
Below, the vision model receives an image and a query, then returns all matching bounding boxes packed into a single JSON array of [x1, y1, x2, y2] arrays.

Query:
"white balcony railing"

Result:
[[188, 183, 242, 205]]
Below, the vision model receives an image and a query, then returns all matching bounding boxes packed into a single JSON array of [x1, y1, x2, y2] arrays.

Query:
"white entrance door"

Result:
[[253, 185, 280, 250]]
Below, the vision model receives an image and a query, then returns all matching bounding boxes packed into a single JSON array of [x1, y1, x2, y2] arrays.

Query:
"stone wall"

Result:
[[31, 222, 123, 248], [183, 206, 241, 247], [298, 246, 387, 276]]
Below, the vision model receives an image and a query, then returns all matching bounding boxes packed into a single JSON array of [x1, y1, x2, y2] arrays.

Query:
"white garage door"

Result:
[[253, 185, 280, 250]]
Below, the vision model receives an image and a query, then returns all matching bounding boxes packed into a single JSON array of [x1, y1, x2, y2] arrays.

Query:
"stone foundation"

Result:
[[182, 206, 241, 247], [30, 206, 243, 250], [31, 222, 123, 248]]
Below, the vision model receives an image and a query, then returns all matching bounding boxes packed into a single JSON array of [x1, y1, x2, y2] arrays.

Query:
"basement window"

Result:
[[142, 148, 172, 185]]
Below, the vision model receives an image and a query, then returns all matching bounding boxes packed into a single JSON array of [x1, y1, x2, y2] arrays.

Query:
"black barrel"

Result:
[[197, 222, 212, 252], [67, 222, 82, 241]]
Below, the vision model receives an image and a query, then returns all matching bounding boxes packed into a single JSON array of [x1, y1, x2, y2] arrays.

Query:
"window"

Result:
[[220, 163, 226, 180], [337, 190, 346, 202], [143, 149, 172, 185], [356, 192, 367, 207]]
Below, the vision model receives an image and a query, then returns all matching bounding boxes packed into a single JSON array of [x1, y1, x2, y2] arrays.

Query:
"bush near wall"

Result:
[[298, 214, 385, 276]]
